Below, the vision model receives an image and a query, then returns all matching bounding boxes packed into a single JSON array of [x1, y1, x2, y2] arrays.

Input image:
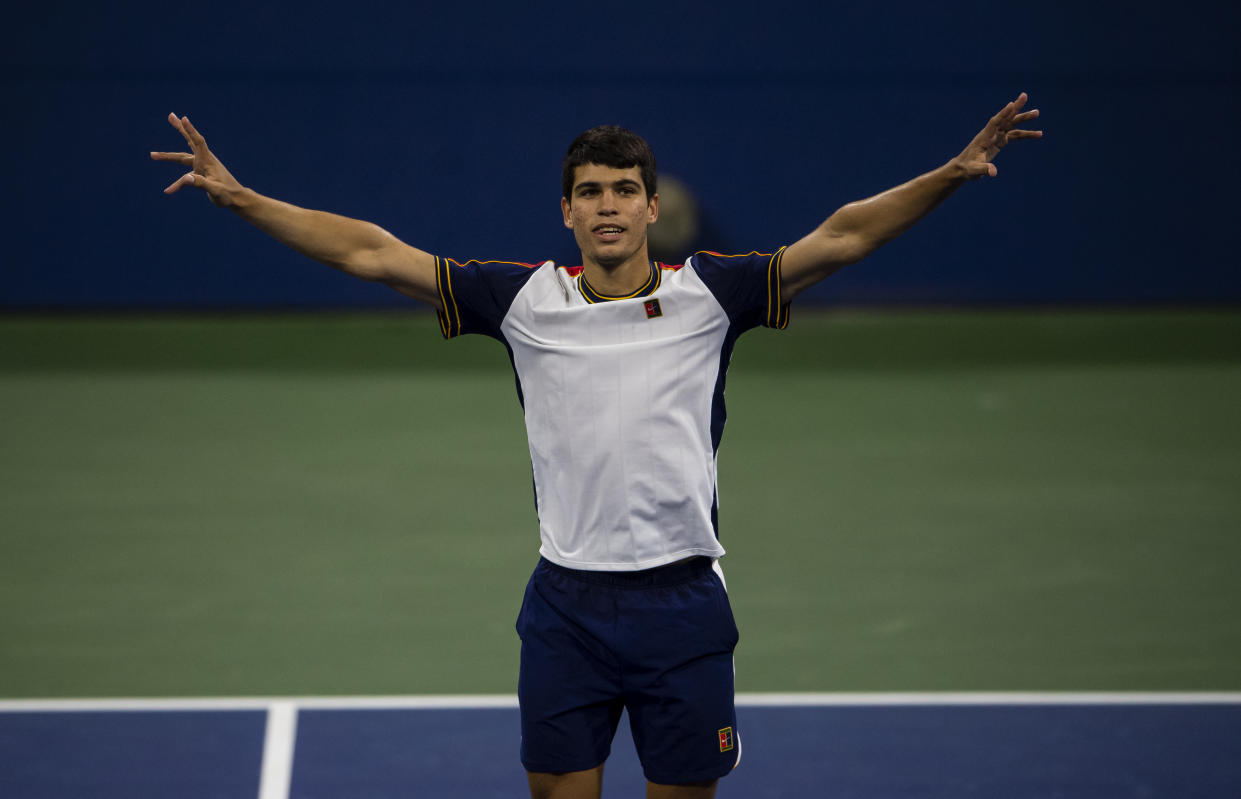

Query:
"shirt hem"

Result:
[[537, 546, 726, 573]]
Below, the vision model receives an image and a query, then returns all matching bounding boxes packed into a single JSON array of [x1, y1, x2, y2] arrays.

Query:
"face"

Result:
[[561, 163, 659, 269]]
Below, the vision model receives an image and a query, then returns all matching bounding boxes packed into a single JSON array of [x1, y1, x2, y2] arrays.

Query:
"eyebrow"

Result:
[[574, 178, 643, 193]]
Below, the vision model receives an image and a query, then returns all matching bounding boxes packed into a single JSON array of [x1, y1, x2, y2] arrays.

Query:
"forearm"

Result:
[[227, 188, 401, 281], [155, 114, 440, 305], [782, 159, 969, 298], [823, 159, 968, 255], [781, 93, 1040, 300]]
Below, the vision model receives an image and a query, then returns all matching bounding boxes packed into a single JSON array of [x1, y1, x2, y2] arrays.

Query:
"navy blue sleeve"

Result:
[[688, 247, 790, 331], [434, 258, 542, 339]]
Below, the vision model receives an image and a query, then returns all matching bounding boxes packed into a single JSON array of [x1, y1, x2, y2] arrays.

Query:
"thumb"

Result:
[[963, 162, 998, 180], [163, 171, 202, 194]]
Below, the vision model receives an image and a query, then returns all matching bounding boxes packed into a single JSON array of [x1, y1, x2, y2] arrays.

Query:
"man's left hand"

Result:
[[955, 92, 1043, 179]]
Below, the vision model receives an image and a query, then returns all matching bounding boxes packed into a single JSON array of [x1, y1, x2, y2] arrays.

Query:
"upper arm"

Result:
[[353, 237, 442, 309], [780, 223, 868, 301]]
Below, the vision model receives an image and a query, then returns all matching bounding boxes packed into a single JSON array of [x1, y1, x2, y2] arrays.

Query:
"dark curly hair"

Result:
[[561, 125, 657, 201]]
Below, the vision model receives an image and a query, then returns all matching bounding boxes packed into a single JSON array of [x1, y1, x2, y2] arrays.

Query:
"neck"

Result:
[[581, 247, 652, 297]]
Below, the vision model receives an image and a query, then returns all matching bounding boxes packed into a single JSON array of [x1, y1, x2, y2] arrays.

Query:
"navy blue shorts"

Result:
[[516, 556, 740, 785]]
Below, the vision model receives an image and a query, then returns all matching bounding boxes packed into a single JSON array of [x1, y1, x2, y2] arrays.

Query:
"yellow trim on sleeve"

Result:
[[434, 257, 451, 338], [766, 246, 790, 330], [434, 256, 465, 339], [444, 261, 462, 336], [765, 252, 775, 327]]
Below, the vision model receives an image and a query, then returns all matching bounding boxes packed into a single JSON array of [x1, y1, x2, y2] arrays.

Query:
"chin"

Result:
[[594, 251, 630, 269], [591, 239, 645, 269]]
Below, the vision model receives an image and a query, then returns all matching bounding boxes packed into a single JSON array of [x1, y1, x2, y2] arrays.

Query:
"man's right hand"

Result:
[[151, 114, 244, 207], [149, 111, 441, 308]]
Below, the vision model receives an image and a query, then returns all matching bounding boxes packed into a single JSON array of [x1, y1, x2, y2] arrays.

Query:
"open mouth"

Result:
[[592, 225, 625, 241]]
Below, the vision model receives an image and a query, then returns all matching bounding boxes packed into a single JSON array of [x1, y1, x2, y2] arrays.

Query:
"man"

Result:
[[153, 94, 1040, 798]]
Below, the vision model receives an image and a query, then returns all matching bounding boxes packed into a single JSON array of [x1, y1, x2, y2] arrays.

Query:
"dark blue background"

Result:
[[4, 1, 1238, 308]]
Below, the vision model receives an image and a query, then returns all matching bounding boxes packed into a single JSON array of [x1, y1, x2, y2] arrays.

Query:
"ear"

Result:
[[561, 196, 573, 229], [647, 192, 659, 224]]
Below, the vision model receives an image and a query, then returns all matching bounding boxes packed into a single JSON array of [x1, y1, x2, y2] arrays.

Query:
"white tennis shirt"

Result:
[[435, 249, 789, 571]]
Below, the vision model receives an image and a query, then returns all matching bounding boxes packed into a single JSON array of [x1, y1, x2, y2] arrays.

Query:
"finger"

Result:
[[181, 116, 208, 150], [167, 112, 193, 146], [1013, 109, 1040, 124], [993, 93, 1030, 127], [150, 151, 193, 165], [1006, 129, 1044, 141], [163, 172, 198, 194]]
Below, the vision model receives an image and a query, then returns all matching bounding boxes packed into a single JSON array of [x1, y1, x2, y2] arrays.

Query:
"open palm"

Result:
[[957, 93, 1042, 179], [150, 114, 243, 206]]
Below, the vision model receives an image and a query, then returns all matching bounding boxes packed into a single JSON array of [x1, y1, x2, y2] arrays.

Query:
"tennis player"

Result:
[[153, 94, 1040, 799]]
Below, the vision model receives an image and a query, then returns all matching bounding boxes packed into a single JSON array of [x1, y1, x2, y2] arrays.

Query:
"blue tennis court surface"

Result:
[[3, 694, 1239, 798]]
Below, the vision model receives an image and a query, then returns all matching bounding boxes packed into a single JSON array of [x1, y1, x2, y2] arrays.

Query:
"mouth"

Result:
[[591, 224, 626, 242]]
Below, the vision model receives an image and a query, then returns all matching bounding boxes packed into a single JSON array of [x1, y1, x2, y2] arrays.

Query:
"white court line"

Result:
[[0, 695, 520, 713], [1, 692, 1239, 713], [257, 702, 298, 799], [735, 692, 1241, 706]]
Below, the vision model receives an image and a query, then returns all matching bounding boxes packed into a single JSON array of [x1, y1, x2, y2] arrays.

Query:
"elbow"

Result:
[[814, 223, 877, 266], [339, 243, 394, 283], [825, 203, 895, 257]]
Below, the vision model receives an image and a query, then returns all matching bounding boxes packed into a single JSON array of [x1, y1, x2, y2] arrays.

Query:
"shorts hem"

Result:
[[521, 756, 608, 775]]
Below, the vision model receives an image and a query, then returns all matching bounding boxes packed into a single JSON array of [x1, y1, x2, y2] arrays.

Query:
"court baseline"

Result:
[[2, 693, 1239, 798]]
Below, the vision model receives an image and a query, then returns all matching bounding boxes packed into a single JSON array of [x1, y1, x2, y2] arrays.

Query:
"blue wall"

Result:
[[4, 1, 1239, 308]]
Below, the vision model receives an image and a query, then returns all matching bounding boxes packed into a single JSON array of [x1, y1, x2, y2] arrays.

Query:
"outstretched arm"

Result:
[[151, 114, 441, 308], [780, 93, 1042, 300]]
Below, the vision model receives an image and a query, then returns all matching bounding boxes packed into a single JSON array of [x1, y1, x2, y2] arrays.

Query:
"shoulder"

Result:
[[439, 258, 549, 275], [681, 248, 789, 329], [435, 258, 553, 338], [686, 249, 785, 289], [437, 258, 551, 293], [689, 250, 781, 269]]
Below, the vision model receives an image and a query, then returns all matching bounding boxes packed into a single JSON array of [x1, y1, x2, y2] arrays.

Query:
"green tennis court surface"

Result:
[[2, 309, 1239, 697]]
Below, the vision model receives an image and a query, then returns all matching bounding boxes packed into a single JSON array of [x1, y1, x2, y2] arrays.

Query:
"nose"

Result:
[[598, 190, 618, 214]]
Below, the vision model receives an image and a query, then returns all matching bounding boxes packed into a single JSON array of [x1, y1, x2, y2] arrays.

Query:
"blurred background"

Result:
[[4, 0, 1239, 308], [2, 0, 1239, 700]]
